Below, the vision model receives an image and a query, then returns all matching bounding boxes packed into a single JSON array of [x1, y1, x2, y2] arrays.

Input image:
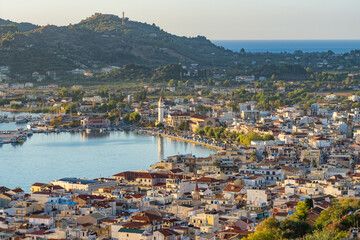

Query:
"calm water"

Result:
[[212, 40, 360, 53], [0, 112, 215, 191], [0, 110, 42, 131]]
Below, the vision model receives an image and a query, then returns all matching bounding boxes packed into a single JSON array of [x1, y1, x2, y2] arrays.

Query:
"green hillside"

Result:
[[0, 13, 234, 75]]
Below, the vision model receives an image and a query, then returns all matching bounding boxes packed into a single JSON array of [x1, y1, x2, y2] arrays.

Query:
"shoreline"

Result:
[[159, 133, 223, 151], [138, 129, 224, 151]]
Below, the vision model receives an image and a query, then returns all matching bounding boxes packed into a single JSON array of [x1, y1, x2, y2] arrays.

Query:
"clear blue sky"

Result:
[[0, 0, 359, 40]]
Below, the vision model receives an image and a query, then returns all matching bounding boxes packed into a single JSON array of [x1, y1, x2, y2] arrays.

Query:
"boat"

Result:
[[15, 119, 26, 124], [86, 128, 91, 133]]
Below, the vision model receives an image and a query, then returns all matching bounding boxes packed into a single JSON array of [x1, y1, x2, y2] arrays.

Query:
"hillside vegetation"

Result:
[[0, 13, 234, 74]]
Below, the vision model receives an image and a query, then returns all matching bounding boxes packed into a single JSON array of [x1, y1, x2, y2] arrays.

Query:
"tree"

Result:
[[250, 151, 257, 162], [237, 132, 262, 146], [177, 80, 183, 88], [305, 198, 313, 209], [195, 127, 205, 136], [226, 101, 239, 112], [50, 116, 63, 126], [168, 79, 176, 87], [294, 201, 309, 221], [345, 77, 351, 85], [129, 112, 141, 123], [280, 219, 311, 239], [134, 89, 147, 101], [156, 123, 164, 128], [178, 121, 189, 131], [123, 113, 130, 123], [58, 87, 69, 97], [256, 217, 279, 232], [243, 230, 276, 240], [263, 134, 275, 141]]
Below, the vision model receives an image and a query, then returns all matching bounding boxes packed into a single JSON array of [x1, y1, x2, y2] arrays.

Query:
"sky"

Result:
[[0, 0, 359, 40]]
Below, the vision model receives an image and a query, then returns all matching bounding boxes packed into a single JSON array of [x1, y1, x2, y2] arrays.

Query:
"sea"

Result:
[[0, 111, 215, 191], [211, 40, 360, 54]]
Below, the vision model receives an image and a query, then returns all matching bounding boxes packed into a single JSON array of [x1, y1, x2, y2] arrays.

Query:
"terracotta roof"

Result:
[[275, 212, 289, 217], [122, 222, 149, 229], [28, 230, 54, 235], [75, 194, 106, 201], [284, 201, 298, 207], [223, 184, 244, 193], [10, 188, 24, 193], [197, 177, 220, 183], [190, 113, 209, 120], [31, 183, 47, 187], [157, 228, 180, 237], [0, 186, 10, 193], [131, 212, 163, 223], [29, 215, 52, 219], [131, 194, 144, 199]]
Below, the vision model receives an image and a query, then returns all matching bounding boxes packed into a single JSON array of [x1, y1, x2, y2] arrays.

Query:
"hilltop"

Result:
[[0, 18, 39, 32], [0, 13, 234, 74]]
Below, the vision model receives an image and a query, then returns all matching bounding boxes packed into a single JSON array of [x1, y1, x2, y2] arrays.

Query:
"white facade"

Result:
[[158, 98, 165, 124]]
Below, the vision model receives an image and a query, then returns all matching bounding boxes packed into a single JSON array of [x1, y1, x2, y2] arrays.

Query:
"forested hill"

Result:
[[0, 18, 39, 32], [0, 13, 235, 74]]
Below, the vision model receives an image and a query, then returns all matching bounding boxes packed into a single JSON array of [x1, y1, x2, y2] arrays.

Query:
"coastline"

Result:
[[138, 129, 224, 151]]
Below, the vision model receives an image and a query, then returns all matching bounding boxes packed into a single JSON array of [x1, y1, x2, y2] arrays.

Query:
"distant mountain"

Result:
[[0, 18, 39, 32], [0, 13, 234, 75]]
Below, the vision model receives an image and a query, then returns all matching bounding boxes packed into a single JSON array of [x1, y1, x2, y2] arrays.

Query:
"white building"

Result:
[[157, 97, 165, 125], [29, 215, 54, 227], [50, 178, 117, 194], [246, 189, 268, 206]]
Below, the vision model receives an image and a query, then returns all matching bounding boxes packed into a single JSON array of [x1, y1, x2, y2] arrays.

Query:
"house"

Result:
[[31, 183, 47, 192], [246, 189, 269, 206], [152, 228, 182, 240], [131, 211, 164, 232], [0, 193, 12, 207], [167, 113, 191, 128], [50, 178, 117, 193], [325, 94, 337, 101], [115, 228, 147, 240], [29, 215, 54, 227], [223, 183, 245, 199], [81, 117, 111, 128], [189, 210, 219, 233], [189, 114, 219, 132], [274, 212, 289, 221], [77, 212, 108, 225]]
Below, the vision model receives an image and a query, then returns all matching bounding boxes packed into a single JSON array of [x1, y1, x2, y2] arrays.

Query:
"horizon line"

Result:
[[210, 39, 360, 41]]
